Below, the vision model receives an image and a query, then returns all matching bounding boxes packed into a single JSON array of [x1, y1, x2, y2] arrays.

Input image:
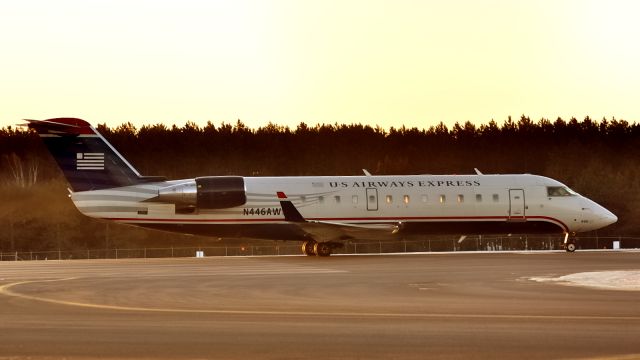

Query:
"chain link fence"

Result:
[[1, 235, 638, 261]]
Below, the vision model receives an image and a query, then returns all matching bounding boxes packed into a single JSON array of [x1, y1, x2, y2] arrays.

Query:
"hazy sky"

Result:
[[1, 0, 639, 130]]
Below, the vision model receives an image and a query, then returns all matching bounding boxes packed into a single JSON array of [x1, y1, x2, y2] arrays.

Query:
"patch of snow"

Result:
[[531, 270, 640, 291]]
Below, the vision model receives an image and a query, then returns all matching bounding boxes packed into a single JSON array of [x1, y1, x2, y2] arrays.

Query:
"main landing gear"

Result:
[[564, 233, 577, 252], [301, 240, 342, 257]]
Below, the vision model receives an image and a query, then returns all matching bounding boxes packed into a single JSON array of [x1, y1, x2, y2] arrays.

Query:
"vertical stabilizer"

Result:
[[27, 118, 162, 192]]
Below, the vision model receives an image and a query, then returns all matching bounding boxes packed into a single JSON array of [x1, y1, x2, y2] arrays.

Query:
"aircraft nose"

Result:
[[597, 208, 618, 227]]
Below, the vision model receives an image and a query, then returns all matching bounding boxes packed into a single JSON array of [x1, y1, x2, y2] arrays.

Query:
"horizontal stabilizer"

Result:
[[26, 118, 95, 136]]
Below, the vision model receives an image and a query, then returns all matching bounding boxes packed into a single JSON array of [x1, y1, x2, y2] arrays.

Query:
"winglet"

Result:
[[277, 192, 306, 222]]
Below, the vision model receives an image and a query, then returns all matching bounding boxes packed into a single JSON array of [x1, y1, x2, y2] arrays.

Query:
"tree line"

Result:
[[1, 115, 639, 251]]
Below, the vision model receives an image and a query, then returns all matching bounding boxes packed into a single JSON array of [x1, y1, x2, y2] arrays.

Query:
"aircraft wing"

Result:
[[276, 192, 400, 241]]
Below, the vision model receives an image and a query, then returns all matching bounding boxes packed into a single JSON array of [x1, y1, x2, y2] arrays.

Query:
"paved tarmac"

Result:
[[1, 251, 639, 359]]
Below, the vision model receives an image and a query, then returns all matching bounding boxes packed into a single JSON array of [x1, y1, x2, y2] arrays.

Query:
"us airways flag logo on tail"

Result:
[[76, 153, 104, 170]]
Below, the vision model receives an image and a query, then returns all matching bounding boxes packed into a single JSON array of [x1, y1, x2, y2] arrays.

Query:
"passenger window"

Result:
[[319, 196, 324, 204], [369, 195, 376, 204], [403, 195, 410, 204], [386, 195, 393, 204], [334, 195, 341, 204], [492, 194, 499, 202], [421, 194, 428, 203], [439, 195, 446, 204], [457, 195, 464, 203], [352, 195, 358, 204], [476, 194, 482, 202], [300, 195, 306, 203]]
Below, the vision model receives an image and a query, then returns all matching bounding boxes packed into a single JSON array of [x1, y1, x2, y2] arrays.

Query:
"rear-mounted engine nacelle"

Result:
[[157, 181, 197, 205], [156, 176, 246, 209]]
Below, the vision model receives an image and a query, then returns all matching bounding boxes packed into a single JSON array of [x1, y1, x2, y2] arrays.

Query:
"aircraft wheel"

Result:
[[566, 242, 576, 252], [302, 240, 317, 256], [314, 242, 332, 257]]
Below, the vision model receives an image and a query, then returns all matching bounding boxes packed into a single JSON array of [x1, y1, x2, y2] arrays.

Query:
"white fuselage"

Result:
[[70, 173, 617, 241]]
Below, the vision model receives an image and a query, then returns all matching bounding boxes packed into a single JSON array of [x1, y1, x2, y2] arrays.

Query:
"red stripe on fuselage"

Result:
[[105, 215, 569, 232]]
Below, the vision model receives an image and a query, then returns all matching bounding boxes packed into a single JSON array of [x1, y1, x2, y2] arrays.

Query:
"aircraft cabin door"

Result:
[[366, 188, 378, 211], [508, 189, 525, 220]]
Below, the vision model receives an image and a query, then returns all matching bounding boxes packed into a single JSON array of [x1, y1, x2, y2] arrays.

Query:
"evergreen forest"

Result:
[[1, 115, 638, 252]]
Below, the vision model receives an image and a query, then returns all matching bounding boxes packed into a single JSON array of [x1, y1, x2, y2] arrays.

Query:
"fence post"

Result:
[[105, 223, 109, 252], [10, 221, 14, 251]]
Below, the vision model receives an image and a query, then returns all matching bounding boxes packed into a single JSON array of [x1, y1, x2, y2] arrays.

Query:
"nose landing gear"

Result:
[[564, 233, 577, 252]]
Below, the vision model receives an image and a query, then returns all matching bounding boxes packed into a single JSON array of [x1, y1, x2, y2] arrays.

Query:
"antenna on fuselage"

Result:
[[474, 168, 483, 175], [362, 169, 372, 176]]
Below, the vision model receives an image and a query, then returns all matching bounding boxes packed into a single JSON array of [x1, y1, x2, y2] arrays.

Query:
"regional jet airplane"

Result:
[[27, 118, 617, 256]]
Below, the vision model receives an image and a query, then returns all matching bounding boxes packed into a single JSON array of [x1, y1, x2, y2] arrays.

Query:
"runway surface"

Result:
[[1, 251, 639, 359]]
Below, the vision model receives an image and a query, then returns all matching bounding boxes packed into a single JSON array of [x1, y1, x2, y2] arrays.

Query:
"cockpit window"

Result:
[[547, 186, 577, 197]]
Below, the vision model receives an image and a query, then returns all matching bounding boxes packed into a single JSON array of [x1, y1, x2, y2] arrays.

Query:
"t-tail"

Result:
[[27, 118, 165, 192]]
